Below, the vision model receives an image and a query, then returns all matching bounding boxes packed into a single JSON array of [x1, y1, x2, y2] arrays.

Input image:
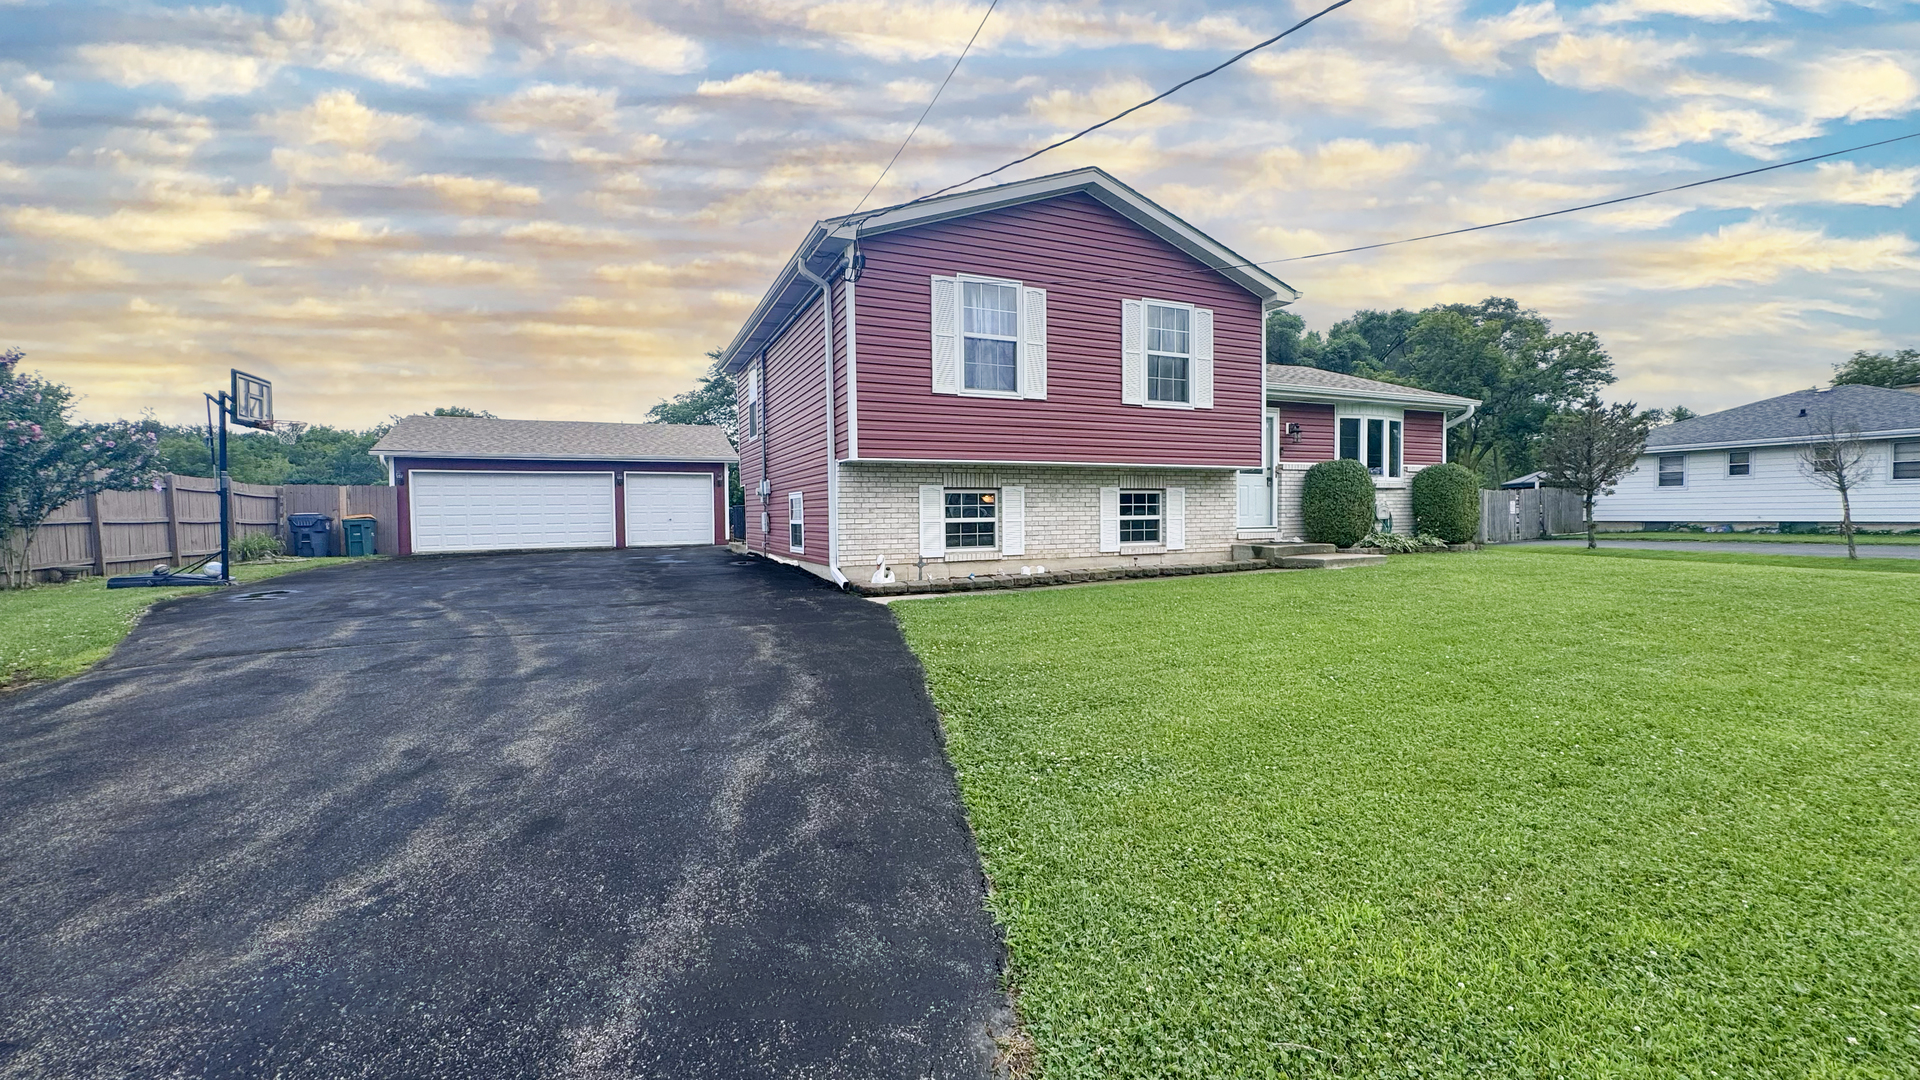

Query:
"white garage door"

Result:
[[625, 471, 715, 546], [410, 471, 615, 554]]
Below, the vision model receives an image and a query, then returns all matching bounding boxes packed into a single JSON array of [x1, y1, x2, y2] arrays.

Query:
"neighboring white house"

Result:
[[1595, 385, 1920, 529]]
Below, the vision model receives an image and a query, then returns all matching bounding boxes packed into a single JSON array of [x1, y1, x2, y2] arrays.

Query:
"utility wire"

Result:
[[849, 0, 1000, 217], [1031, 128, 1920, 289], [887, 0, 1357, 211]]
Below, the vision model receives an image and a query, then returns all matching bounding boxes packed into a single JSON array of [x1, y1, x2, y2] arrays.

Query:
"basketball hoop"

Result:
[[267, 420, 308, 446]]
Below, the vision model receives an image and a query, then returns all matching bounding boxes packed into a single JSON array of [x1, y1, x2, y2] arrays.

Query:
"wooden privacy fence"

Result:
[[1479, 486, 1586, 544], [18, 476, 397, 580]]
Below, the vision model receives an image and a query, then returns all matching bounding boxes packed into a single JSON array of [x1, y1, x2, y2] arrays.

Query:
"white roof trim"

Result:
[[385, 451, 736, 463], [1268, 384, 1478, 411]]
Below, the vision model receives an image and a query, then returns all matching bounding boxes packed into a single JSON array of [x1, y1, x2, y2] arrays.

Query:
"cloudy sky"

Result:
[[2, 0, 1916, 429]]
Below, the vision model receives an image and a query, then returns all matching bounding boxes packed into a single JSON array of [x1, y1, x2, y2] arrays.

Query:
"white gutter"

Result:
[[370, 452, 739, 463], [1444, 401, 1477, 431], [1649, 428, 1920, 453], [793, 251, 848, 587]]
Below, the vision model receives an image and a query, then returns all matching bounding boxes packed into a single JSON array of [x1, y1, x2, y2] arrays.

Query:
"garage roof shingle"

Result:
[[371, 415, 737, 462]]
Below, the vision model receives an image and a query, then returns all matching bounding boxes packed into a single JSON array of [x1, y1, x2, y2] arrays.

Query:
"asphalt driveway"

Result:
[[0, 548, 1010, 1078]]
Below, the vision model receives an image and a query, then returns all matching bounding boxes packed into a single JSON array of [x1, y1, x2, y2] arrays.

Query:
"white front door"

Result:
[[625, 471, 715, 546], [1237, 412, 1277, 529], [409, 471, 616, 553]]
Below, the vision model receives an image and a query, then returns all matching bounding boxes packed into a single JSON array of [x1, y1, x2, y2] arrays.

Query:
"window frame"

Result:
[[1892, 440, 1920, 481], [1142, 300, 1194, 408], [787, 491, 804, 552], [1657, 454, 1686, 488], [957, 274, 1023, 399], [1336, 410, 1404, 479], [1726, 449, 1751, 477], [943, 489, 999, 550], [1119, 489, 1163, 545]]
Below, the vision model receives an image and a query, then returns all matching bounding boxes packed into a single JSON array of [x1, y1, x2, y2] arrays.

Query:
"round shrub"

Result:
[[1411, 462, 1479, 544], [1301, 458, 1376, 548]]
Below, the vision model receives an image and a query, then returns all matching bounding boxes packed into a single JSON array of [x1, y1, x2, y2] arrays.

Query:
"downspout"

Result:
[[1443, 401, 1477, 462], [793, 245, 848, 587], [757, 351, 769, 557]]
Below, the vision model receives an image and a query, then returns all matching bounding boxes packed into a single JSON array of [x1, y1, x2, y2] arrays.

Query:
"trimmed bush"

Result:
[[1411, 462, 1479, 543], [1301, 458, 1376, 548]]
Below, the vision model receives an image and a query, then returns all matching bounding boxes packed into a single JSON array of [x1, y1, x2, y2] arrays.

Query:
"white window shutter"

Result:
[[1019, 288, 1047, 400], [930, 276, 960, 395], [919, 484, 946, 558], [1165, 487, 1186, 550], [1192, 307, 1214, 409], [1099, 486, 1121, 552], [1121, 299, 1146, 405], [999, 486, 1025, 555]]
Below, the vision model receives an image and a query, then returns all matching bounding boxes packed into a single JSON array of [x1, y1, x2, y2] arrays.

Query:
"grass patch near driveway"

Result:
[[894, 551, 1920, 1079], [1516, 545, 1920, 574], [1, 558, 368, 687]]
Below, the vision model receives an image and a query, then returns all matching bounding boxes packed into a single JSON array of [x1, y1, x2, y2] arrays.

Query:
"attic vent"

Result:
[[1798, 408, 1808, 417]]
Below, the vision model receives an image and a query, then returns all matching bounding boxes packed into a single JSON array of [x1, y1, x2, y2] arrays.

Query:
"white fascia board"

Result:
[[1268, 384, 1480, 411], [387, 451, 739, 464], [1648, 428, 1920, 453], [851, 456, 1252, 471]]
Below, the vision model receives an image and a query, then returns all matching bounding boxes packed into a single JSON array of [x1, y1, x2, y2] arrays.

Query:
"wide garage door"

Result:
[[625, 471, 715, 546], [410, 471, 615, 553]]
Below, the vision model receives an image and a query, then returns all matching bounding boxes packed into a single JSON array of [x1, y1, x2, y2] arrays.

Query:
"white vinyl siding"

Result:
[[1595, 441, 1920, 523], [930, 275, 1046, 400], [409, 471, 615, 554]]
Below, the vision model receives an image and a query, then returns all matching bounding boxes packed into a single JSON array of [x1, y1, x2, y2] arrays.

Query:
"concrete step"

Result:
[[1277, 552, 1388, 570], [1230, 542, 1337, 561]]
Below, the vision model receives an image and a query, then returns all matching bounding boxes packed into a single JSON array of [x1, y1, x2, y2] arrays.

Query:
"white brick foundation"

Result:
[[838, 462, 1239, 580]]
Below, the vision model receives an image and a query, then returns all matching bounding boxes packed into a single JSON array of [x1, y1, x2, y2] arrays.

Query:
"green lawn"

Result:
[[894, 551, 1920, 1078], [1, 558, 369, 687], [1574, 531, 1920, 545]]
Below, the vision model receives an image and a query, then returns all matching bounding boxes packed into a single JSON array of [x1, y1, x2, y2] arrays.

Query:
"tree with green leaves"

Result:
[[431, 406, 497, 418], [1666, 406, 1696, 423], [1832, 348, 1920, 389], [153, 423, 389, 485], [1, 349, 162, 587], [1536, 397, 1654, 550], [647, 349, 739, 501]]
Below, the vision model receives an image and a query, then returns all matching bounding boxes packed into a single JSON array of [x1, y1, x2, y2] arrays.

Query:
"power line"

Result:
[[889, 0, 1357, 211], [1031, 128, 1920, 289], [849, 0, 999, 217]]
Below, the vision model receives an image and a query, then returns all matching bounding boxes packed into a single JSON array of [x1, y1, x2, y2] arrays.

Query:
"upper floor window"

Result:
[[1727, 449, 1750, 476], [930, 275, 1047, 400], [1893, 440, 1919, 480], [1146, 304, 1190, 404], [1658, 455, 1686, 486], [1339, 416, 1403, 478], [743, 361, 762, 441], [962, 282, 1019, 393]]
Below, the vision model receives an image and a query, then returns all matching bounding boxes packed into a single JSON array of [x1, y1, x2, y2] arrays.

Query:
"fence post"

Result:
[[165, 474, 183, 567], [335, 485, 349, 554], [86, 493, 107, 576]]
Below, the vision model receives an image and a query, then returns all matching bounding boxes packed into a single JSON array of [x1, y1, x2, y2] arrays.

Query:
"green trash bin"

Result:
[[342, 515, 377, 556]]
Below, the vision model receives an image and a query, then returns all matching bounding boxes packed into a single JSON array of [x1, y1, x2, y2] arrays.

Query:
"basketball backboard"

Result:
[[231, 369, 272, 429]]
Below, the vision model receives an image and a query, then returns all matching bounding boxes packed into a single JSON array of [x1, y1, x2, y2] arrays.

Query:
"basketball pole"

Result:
[[218, 390, 231, 583]]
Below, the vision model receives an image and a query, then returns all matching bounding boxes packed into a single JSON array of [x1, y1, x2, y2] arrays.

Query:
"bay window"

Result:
[[1338, 415, 1403, 478]]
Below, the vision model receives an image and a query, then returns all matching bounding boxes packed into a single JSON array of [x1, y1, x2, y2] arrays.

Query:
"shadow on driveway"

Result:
[[0, 548, 1009, 1078]]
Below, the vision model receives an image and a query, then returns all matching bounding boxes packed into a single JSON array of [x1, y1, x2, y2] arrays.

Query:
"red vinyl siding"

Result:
[[392, 457, 725, 555], [851, 192, 1263, 467], [1405, 410, 1445, 464], [1274, 401, 1336, 462], [741, 294, 831, 566]]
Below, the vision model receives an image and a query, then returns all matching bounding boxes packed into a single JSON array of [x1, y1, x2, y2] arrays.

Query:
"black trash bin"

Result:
[[287, 513, 333, 558]]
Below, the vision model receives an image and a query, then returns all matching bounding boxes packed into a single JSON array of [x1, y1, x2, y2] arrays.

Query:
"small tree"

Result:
[[0, 350, 161, 587], [1796, 411, 1872, 559], [1831, 348, 1920, 389], [1537, 396, 1652, 550], [1410, 462, 1478, 543], [1300, 458, 1375, 548]]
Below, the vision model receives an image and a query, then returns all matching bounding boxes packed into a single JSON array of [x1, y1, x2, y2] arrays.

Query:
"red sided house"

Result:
[[722, 168, 1477, 584], [370, 416, 736, 555]]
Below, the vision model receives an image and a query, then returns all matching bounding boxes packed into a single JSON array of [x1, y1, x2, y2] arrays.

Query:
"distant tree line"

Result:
[[152, 405, 497, 486]]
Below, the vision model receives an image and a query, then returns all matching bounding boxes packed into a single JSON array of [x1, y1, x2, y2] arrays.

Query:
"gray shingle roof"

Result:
[[1266, 365, 1480, 407], [1648, 385, 1920, 450], [370, 415, 737, 462]]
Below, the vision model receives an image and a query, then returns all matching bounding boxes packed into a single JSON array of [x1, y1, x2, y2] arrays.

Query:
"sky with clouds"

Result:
[[2, 0, 1916, 429]]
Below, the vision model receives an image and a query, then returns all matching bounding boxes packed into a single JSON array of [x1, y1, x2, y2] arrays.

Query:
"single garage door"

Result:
[[410, 471, 615, 553], [625, 471, 715, 546]]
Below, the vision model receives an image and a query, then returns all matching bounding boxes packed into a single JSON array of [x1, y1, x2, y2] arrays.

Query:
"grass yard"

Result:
[[1, 558, 368, 687], [895, 551, 1920, 1079], [1570, 532, 1920, 546]]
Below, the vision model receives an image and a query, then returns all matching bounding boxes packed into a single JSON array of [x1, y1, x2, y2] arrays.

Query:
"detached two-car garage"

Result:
[[372, 416, 736, 556]]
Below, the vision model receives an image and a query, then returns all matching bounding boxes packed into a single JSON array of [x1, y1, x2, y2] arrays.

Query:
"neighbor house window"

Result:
[[1658, 455, 1686, 486], [962, 280, 1019, 393], [1146, 304, 1190, 404], [1338, 416, 1403, 477], [787, 491, 804, 552], [1119, 490, 1161, 543], [1727, 449, 1751, 476], [1894, 441, 1920, 480], [944, 490, 997, 549]]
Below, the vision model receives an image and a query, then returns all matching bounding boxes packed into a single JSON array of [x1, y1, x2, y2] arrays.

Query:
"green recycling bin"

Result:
[[342, 515, 377, 556]]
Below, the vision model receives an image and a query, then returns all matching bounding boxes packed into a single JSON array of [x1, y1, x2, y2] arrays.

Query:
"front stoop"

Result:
[[1277, 552, 1389, 570], [1231, 542, 1336, 560]]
